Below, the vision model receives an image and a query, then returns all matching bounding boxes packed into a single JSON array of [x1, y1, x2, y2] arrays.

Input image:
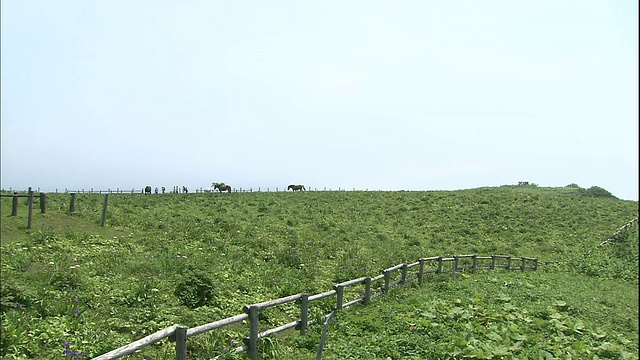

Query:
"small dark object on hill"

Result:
[[288, 184, 306, 191], [144, 186, 152, 195]]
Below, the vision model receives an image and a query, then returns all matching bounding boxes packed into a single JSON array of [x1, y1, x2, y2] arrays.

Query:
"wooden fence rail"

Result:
[[0, 187, 45, 229], [3, 187, 387, 195], [92, 254, 537, 360]]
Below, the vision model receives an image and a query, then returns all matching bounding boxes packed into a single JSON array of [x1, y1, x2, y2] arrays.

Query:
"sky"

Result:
[[1, 1, 638, 200]]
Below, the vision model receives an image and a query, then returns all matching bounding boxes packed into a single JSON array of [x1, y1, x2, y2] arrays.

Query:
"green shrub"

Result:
[[565, 183, 580, 188], [174, 270, 215, 309], [579, 186, 616, 198]]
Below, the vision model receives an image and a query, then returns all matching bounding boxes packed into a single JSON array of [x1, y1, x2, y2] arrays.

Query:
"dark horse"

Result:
[[214, 184, 232, 193], [144, 186, 152, 195], [288, 184, 305, 191]]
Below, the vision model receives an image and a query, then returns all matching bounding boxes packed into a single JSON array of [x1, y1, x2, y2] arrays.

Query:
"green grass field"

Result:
[[1, 185, 637, 359]]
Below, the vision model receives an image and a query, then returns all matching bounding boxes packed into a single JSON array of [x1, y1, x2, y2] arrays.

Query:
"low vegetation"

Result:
[[1, 185, 637, 359]]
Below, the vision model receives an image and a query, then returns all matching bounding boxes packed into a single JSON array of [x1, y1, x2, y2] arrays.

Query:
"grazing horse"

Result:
[[182, 186, 188, 194], [144, 186, 152, 195], [288, 184, 305, 191], [214, 184, 232, 193]]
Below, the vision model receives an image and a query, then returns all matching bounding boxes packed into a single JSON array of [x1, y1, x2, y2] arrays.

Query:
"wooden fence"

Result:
[[1, 190, 113, 228], [0, 187, 45, 229], [3, 187, 379, 195], [93, 254, 537, 360]]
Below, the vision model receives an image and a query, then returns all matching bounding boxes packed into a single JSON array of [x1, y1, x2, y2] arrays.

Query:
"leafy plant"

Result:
[[174, 269, 216, 309], [579, 186, 617, 198]]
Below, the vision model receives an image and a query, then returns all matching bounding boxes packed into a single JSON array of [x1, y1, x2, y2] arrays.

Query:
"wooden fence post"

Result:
[[100, 194, 109, 227], [299, 292, 309, 335], [175, 326, 187, 360], [491, 255, 496, 270], [40, 193, 46, 214], [417, 259, 425, 284], [12, 193, 18, 216], [521, 257, 526, 272], [401, 264, 408, 284], [506, 256, 511, 270], [472, 255, 477, 273], [246, 305, 259, 360], [70, 193, 76, 215], [383, 270, 391, 293], [364, 277, 372, 305], [27, 188, 34, 230], [534, 258, 538, 271], [437, 256, 443, 274], [452, 256, 458, 280], [334, 285, 344, 310]]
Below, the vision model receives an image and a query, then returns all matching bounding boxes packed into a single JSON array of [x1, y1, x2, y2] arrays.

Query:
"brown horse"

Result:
[[214, 184, 232, 193], [287, 184, 305, 191]]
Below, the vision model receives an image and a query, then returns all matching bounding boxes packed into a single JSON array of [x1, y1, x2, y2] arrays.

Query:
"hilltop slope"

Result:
[[1, 186, 637, 358]]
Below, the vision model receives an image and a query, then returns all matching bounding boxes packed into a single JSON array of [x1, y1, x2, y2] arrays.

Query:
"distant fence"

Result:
[[2, 187, 379, 195], [93, 254, 537, 360]]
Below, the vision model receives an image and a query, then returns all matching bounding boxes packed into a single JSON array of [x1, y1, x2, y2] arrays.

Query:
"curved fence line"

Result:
[[93, 254, 537, 360]]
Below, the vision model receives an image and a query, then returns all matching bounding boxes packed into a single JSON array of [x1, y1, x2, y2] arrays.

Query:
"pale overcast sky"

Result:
[[2, 1, 638, 200]]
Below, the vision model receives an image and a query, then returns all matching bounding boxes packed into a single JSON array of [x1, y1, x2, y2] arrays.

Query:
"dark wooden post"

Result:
[[534, 258, 538, 271], [70, 193, 76, 215], [521, 257, 526, 272], [11, 193, 18, 216], [175, 326, 187, 360], [491, 255, 496, 270], [100, 194, 109, 227], [363, 277, 372, 305], [40, 193, 46, 214], [245, 305, 259, 360], [452, 256, 458, 280], [437, 256, 443, 274], [401, 264, 408, 284], [334, 285, 344, 310], [383, 270, 391, 293], [27, 188, 34, 230], [506, 256, 511, 270], [417, 259, 425, 284], [299, 292, 309, 335]]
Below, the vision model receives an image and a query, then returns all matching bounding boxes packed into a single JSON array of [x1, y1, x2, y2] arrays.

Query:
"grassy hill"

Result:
[[1, 186, 637, 359]]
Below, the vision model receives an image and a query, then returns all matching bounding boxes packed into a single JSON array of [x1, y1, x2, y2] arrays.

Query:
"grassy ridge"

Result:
[[1, 186, 637, 359]]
